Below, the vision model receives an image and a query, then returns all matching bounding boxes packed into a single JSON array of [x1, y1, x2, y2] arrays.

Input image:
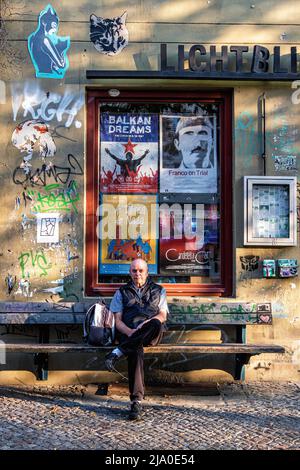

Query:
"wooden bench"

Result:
[[0, 301, 285, 387]]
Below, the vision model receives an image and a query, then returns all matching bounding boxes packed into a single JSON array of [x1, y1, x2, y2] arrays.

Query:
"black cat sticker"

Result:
[[90, 12, 129, 56]]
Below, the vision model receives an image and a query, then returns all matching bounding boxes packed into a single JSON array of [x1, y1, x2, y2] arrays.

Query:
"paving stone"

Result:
[[0, 382, 299, 449]]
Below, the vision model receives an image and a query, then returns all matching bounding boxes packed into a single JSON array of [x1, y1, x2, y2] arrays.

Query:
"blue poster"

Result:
[[28, 4, 70, 79], [100, 113, 158, 193], [99, 194, 158, 275]]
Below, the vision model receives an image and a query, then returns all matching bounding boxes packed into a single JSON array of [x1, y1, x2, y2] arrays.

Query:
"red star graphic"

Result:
[[122, 139, 137, 154]]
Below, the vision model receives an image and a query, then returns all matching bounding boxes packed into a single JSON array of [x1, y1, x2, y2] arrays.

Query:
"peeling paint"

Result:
[[15, 279, 32, 298], [291, 341, 300, 365]]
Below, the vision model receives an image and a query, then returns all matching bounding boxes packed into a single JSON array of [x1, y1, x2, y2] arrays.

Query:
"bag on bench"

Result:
[[83, 301, 115, 346]]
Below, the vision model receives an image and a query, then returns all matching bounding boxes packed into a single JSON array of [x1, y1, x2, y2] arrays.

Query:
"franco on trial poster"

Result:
[[100, 113, 158, 193], [160, 115, 217, 194]]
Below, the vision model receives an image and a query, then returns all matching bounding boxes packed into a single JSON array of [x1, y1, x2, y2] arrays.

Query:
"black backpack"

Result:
[[83, 302, 115, 346]]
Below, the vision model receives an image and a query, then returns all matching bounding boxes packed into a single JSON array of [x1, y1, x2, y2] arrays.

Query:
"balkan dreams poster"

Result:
[[159, 204, 219, 276], [160, 115, 217, 194], [100, 113, 158, 193], [99, 194, 157, 275]]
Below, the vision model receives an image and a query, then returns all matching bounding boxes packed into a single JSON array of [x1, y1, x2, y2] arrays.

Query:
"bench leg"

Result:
[[95, 383, 109, 396], [34, 326, 50, 381], [34, 353, 49, 381], [234, 354, 251, 381]]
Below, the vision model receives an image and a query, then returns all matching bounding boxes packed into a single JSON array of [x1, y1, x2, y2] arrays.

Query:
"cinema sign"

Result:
[[87, 43, 300, 80], [161, 44, 299, 75]]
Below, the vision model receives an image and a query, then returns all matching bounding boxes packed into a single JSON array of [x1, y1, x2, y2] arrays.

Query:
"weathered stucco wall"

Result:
[[0, 0, 299, 384]]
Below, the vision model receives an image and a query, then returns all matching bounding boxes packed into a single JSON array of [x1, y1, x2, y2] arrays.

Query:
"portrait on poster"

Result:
[[99, 194, 157, 274], [100, 113, 158, 193], [160, 115, 217, 193]]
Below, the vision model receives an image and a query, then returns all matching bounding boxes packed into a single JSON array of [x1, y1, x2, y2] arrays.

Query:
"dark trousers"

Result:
[[118, 318, 164, 402]]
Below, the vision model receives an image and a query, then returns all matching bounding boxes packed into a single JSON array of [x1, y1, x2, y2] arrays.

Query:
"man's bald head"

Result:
[[130, 259, 149, 287]]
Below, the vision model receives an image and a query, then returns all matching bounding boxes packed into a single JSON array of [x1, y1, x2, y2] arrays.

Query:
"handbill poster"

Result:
[[100, 113, 158, 193], [99, 194, 157, 274], [160, 115, 217, 194], [159, 204, 219, 276]]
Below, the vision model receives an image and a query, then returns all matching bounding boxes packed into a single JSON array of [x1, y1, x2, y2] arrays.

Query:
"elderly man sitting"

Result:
[[105, 259, 169, 421]]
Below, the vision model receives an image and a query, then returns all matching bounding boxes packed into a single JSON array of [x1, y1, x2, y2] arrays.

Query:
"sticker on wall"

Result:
[[36, 212, 60, 243], [28, 4, 70, 79], [12, 120, 56, 172], [262, 259, 276, 278], [240, 255, 259, 271], [278, 259, 298, 278], [274, 155, 297, 172], [90, 11, 128, 56]]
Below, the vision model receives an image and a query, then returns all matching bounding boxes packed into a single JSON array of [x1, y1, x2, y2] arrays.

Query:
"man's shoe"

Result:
[[128, 401, 143, 421], [104, 352, 119, 372]]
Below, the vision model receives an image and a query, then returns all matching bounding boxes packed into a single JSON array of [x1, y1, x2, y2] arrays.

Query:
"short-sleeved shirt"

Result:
[[110, 285, 169, 316]]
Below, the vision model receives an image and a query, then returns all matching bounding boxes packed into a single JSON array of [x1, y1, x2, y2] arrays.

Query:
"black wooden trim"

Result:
[[86, 70, 300, 81]]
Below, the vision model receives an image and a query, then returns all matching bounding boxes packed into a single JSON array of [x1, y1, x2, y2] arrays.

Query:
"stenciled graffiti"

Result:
[[12, 120, 56, 173], [27, 181, 80, 213], [90, 11, 128, 56], [27, 4, 70, 79], [18, 249, 52, 278], [240, 255, 259, 271], [274, 155, 297, 172], [13, 153, 83, 187], [5, 274, 17, 295], [11, 83, 84, 128]]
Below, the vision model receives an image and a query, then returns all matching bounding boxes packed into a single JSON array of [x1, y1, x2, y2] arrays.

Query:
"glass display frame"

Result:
[[85, 89, 233, 297], [244, 176, 297, 246]]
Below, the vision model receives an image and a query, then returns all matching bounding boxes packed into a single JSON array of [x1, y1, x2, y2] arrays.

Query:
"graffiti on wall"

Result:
[[15, 278, 33, 298], [7, 75, 83, 299], [90, 11, 128, 56], [297, 182, 300, 233], [11, 83, 84, 128], [240, 255, 259, 272], [5, 274, 17, 295], [12, 120, 56, 173], [28, 4, 70, 79], [18, 249, 52, 278], [274, 155, 297, 171], [13, 153, 83, 187], [27, 181, 80, 213], [272, 112, 298, 172], [236, 111, 257, 166]]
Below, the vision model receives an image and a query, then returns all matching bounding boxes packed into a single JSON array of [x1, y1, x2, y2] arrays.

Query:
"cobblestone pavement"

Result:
[[0, 381, 299, 450]]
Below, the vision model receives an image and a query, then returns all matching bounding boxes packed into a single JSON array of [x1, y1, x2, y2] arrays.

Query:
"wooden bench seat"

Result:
[[0, 301, 285, 384], [0, 343, 285, 355]]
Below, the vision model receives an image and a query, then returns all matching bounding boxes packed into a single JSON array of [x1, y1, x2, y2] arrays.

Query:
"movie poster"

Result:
[[100, 113, 158, 193], [99, 194, 158, 274], [159, 204, 219, 276], [160, 115, 217, 194]]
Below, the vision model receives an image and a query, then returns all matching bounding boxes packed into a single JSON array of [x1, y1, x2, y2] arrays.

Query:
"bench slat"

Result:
[[0, 312, 271, 325], [0, 343, 285, 354]]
